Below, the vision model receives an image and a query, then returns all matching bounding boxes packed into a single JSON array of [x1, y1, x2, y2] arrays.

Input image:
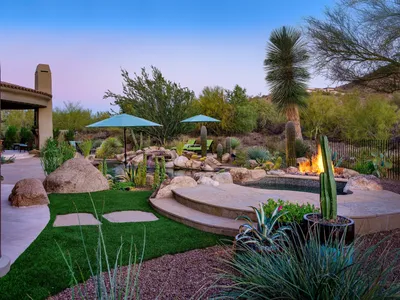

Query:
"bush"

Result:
[[175, 141, 185, 156], [295, 139, 311, 158], [19, 127, 33, 144], [263, 198, 318, 224], [78, 139, 93, 158], [230, 137, 241, 150], [4, 126, 18, 149], [233, 147, 248, 166], [96, 137, 122, 158], [215, 232, 400, 299], [64, 129, 75, 142], [40, 138, 76, 175], [92, 139, 103, 149]]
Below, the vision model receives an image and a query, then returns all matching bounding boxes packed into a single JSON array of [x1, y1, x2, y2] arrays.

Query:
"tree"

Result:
[[264, 26, 310, 140], [104, 66, 195, 144], [307, 0, 400, 93]]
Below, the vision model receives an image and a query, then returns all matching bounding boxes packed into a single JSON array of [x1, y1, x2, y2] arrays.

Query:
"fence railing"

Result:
[[329, 139, 400, 181]]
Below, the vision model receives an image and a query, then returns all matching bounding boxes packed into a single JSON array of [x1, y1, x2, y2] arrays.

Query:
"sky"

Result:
[[0, 0, 335, 112]]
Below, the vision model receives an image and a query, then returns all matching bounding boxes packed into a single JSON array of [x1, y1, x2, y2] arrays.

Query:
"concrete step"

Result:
[[149, 197, 242, 237], [173, 188, 257, 221]]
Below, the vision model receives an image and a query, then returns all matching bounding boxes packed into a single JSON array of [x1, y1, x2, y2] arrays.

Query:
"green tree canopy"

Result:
[[104, 66, 195, 144]]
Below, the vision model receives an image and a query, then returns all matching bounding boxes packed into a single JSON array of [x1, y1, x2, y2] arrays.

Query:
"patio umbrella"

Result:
[[87, 114, 161, 166], [180, 114, 220, 123]]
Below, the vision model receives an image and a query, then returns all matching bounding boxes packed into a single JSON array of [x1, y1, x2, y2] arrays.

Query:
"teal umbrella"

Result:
[[87, 114, 161, 166], [181, 114, 220, 123]]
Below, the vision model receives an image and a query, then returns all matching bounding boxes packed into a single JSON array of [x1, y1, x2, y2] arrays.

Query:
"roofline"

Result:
[[0, 81, 52, 98]]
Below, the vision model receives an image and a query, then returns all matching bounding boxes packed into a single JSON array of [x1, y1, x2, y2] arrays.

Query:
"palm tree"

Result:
[[264, 26, 310, 140]]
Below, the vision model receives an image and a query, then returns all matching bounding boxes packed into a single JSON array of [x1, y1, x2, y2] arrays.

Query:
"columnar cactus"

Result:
[[153, 158, 160, 188], [225, 137, 231, 154], [201, 125, 207, 157], [160, 156, 166, 183], [217, 143, 223, 161], [320, 135, 337, 220], [286, 121, 296, 167]]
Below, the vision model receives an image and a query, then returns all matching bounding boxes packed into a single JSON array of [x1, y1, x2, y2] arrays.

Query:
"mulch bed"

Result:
[[381, 179, 400, 195], [50, 229, 400, 300]]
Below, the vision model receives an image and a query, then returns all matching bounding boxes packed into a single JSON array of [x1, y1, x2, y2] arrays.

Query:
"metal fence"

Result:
[[329, 139, 400, 180]]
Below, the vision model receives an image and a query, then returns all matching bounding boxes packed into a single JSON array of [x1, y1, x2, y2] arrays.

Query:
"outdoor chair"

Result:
[[171, 139, 197, 150], [186, 139, 214, 153]]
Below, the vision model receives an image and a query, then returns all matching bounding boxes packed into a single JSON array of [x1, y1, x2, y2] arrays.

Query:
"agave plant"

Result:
[[236, 203, 292, 252]]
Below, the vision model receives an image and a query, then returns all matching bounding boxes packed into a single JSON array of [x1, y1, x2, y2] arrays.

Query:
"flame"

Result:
[[298, 144, 330, 174]]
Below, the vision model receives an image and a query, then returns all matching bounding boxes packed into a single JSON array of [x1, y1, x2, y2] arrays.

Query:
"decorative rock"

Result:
[[201, 163, 214, 171], [230, 168, 250, 183], [87, 154, 95, 161], [174, 156, 189, 168], [197, 176, 220, 187], [53, 213, 101, 227], [8, 178, 49, 207], [43, 158, 109, 194], [287, 166, 299, 174], [193, 172, 214, 181], [214, 172, 233, 184], [169, 150, 178, 160], [155, 176, 197, 198], [204, 157, 222, 169], [249, 169, 267, 181], [165, 161, 174, 169], [185, 159, 202, 170], [221, 153, 230, 163], [344, 175, 382, 193], [106, 174, 114, 181], [267, 169, 286, 176], [248, 159, 258, 169], [146, 174, 154, 187], [130, 154, 144, 166], [136, 150, 144, 155], [103, 211, 158, 223], [159, 147, 166, 151], [342, 168, 360, 179], [116, 151, 135, 162]]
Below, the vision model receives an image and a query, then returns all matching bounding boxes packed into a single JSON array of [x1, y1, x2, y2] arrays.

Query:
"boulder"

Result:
[[136, 150, 144, 155], [267, 169, 286, 176], [185, 159, 202, 170], [165, 161, 174, 169], [131, 154, 144, 166], [146, 174, 154, 187], [214, 172, 233, 184], [197, 176, 220, 187], [204, 157, 222, 169], [201, 163, 214, 171], [343, 175, 382, 193], [230, 168, 250, 183], [115, 151, 135, 162], [193, 172, 214, 181], [248, 159, 258, 169], [286, 166, 299, 174], [43, 158, 109, 194], [221, 153, 231, 163], [155, 176, 197, 198], [342, 168, 360, 179], [174, 156, 189, 168], [249, 169, 267, 181], [169, 150, 178, 160], [9, 178, 49, 207]]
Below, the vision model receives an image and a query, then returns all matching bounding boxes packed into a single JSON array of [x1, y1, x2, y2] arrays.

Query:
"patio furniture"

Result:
[[186, 140, 214, 153], [12, 143, 28, 152], [171, 139, 197, 151]]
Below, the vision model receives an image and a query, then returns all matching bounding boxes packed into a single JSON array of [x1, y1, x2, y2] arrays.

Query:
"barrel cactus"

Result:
[[320, 135, 337, 220], [217, 143, 223, 161], [286, 121, 296, 167], [225, 137, 231, 154], [201, 125, 207, 157]]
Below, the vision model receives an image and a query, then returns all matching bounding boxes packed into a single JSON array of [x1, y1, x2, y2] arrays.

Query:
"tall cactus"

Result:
[[320, 135, 337, 220], [225, 137, 231, 154], [201, 125, 207, 157], [217, 143, 223, 161], [286, 121, 296, 167]]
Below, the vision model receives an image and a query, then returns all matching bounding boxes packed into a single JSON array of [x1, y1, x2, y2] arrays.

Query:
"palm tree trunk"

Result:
[[285, 105, 303, 140]]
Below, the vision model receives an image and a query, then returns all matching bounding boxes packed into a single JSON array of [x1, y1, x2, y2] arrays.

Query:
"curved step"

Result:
[[149, 197, 242, 237]]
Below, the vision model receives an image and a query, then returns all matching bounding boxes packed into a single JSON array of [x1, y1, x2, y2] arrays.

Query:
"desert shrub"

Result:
[[64, 129, 75, 142], [96, 137, 122, 158], [230, 137, 241, 150], [19, 127, 33, 144], [175, 141, 185, 156], [263, 198, 318, 224], [247, 146, 270, 162], [215, 232, 400, 299], [250, 97, 286, 133], [92, 139, 103, 149], [78, 139, 93, 158], [4, 125, 18, 149], [295, 139, 311, 158], [233, 147, 248, 166], [53, 128, 60, 140], [40, 138, 76, 175]]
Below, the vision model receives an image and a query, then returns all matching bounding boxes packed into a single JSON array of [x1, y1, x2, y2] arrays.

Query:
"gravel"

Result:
[[50, 229, 400, 299]]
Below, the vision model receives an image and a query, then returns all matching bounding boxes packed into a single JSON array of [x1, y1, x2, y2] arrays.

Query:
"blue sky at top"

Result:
[[0, 0, 335, 111]]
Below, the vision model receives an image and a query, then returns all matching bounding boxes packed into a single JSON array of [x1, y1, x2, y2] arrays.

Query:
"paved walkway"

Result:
[[1, 157, 49, 264]]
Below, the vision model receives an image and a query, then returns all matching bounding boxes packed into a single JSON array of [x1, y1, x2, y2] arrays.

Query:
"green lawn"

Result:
[[0, 190, 225, 299]]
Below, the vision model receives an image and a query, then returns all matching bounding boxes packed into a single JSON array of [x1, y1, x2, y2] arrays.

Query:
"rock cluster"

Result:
[[173, 155, 222, 172], [115, 147, 178, 167]]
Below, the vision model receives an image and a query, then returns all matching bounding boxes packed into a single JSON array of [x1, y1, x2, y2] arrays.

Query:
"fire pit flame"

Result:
[[298, 144, 333, 174]]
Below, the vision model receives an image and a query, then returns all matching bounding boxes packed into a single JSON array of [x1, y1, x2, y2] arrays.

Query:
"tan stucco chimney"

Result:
[[35, 64, 53, 147]]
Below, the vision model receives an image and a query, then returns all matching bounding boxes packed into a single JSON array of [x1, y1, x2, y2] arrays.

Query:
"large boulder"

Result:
[[130, 154, 144, 166], [197, 176, 219, 187], [214, 172, 233, 184], [43, 158, 109, 194], [344, 175, 382, 193], [165, 161, 174, 169], [9, 178, 49, 207], [155, 176, 197, 198], [249, 169, 267, 181], [174, 156, 189, 168], [230, 168, 250, 183], [342, 168, 360, 179]]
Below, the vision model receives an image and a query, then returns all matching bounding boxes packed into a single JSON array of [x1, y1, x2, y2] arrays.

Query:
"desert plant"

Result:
[[320, 135, 337, 220], [295, 139, 311, 158], [175, 141, 185, 156], [53, 128, 61, 140], [353, 160, 374, 175], [217, 143, 223, 161], [247, 146, 269, 161], [98, 158, 108, 177], [272, 156, 282, 170], [331, 151, 343, 168], [160, 156, 166, 183], [40, 138, 76, 175], [153, 158, 160, 188], [201, 125, 207, 157], [234, 147, 248, 167], [236, 204, 291, 253], [57, 194, 144, 299], [262, 198, 318, 224], [1, 155, 16, 164], [369, 151, 393, 178], [134, 154, 147, 187], [230, 137, 241, 150], [215, 231, 400, 299], [64, 129, 75, 142], [92, 139, 103, 149], [96, 137, 122, 159], [59, 141, 76, 162], [225, 137, 231, 154], [286, 121, 296, 167], [79, 139, 93, 158]]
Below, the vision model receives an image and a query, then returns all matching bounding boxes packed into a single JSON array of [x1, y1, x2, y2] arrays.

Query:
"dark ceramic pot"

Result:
[[303, 213, 355, 245]]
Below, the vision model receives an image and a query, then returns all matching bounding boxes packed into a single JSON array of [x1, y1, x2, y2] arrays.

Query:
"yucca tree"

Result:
[[264, 26, 310, 140]]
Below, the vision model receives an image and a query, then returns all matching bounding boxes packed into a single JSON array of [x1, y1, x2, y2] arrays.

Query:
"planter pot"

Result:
[[303, 213, 355, 245]]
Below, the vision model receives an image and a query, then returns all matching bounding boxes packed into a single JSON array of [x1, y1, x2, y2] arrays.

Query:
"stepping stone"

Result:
[[103, 211, 158, 223], [53, 213, 101, 227]]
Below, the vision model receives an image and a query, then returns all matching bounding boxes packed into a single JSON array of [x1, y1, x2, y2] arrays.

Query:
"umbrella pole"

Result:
[[124, 127, 127, 168]]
